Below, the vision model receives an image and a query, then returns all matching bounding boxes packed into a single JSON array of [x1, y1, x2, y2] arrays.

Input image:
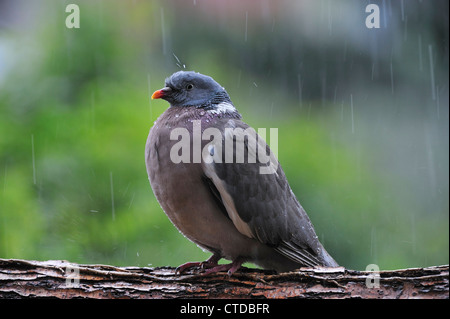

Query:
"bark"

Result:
[[0, 259, 448, 299]]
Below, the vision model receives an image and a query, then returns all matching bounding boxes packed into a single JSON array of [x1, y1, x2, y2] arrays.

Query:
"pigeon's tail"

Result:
[[319, 245, 339, 267]]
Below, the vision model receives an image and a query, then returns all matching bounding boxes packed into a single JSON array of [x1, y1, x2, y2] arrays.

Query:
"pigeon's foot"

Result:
[[203, 258, 243, 277], [175, 254, 221, 274], [175, 262, 202, 274]]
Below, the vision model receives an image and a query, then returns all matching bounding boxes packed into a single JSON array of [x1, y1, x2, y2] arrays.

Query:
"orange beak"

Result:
[[151, 87, 172, 99]]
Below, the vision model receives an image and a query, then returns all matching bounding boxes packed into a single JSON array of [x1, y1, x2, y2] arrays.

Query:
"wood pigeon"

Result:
[[146, 71, 338, 275]]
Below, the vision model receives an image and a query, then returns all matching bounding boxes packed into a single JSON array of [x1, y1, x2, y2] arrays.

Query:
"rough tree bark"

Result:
[[0, 259, 448, 299]]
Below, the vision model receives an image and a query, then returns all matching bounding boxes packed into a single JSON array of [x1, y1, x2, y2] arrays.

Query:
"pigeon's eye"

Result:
[[185, 83, 194, 91]]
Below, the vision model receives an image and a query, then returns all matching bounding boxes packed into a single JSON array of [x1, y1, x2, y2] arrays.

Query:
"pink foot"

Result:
[[175, 261, 203, 274], [203, 259, 243, 276], [175, 254, 221, 274]]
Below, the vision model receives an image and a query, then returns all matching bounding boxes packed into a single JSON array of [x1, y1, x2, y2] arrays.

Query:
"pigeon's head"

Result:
[[152, 71, 232, 109]]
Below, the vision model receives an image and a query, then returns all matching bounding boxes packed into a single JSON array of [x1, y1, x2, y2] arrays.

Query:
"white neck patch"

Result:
[[208, 102, 236, 115]]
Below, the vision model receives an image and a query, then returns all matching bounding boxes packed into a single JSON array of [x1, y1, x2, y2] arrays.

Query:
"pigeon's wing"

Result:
[[202, 118, 324, 267]]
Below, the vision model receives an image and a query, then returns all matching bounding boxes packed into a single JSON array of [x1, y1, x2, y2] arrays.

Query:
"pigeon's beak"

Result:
[[151, 87, 172, 99]]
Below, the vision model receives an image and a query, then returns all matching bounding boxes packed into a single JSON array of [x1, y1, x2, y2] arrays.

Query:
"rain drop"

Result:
[[31, 134, 36, 185], [428, 44, 436, 100], [110, 171, 115, 221]]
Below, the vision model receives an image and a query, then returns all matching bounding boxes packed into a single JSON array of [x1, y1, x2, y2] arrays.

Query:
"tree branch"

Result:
[[0, 259, 447, 299]]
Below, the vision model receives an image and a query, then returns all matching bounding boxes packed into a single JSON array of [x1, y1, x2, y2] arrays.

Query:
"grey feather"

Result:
[[202, 118, 337, 267]]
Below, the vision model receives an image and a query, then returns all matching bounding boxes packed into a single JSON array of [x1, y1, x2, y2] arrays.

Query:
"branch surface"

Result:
[[0, 259, 448, 299]]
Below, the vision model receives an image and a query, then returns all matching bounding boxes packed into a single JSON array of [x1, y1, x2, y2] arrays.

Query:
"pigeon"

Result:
[[146, 71, 338, 275]]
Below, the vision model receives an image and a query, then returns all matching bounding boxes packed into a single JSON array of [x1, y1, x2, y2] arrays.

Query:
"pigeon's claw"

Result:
[[175, 254, 221, 274], [175, 261, 203, 274], [202, 258, 243, 277]]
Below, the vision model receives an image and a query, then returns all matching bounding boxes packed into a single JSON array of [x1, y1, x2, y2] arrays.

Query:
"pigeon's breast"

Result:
[[145, 107, 239, 251], [146, 107, 205, 210]]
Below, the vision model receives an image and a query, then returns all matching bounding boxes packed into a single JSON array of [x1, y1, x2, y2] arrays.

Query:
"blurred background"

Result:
[[0, 0, 448, 271]]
